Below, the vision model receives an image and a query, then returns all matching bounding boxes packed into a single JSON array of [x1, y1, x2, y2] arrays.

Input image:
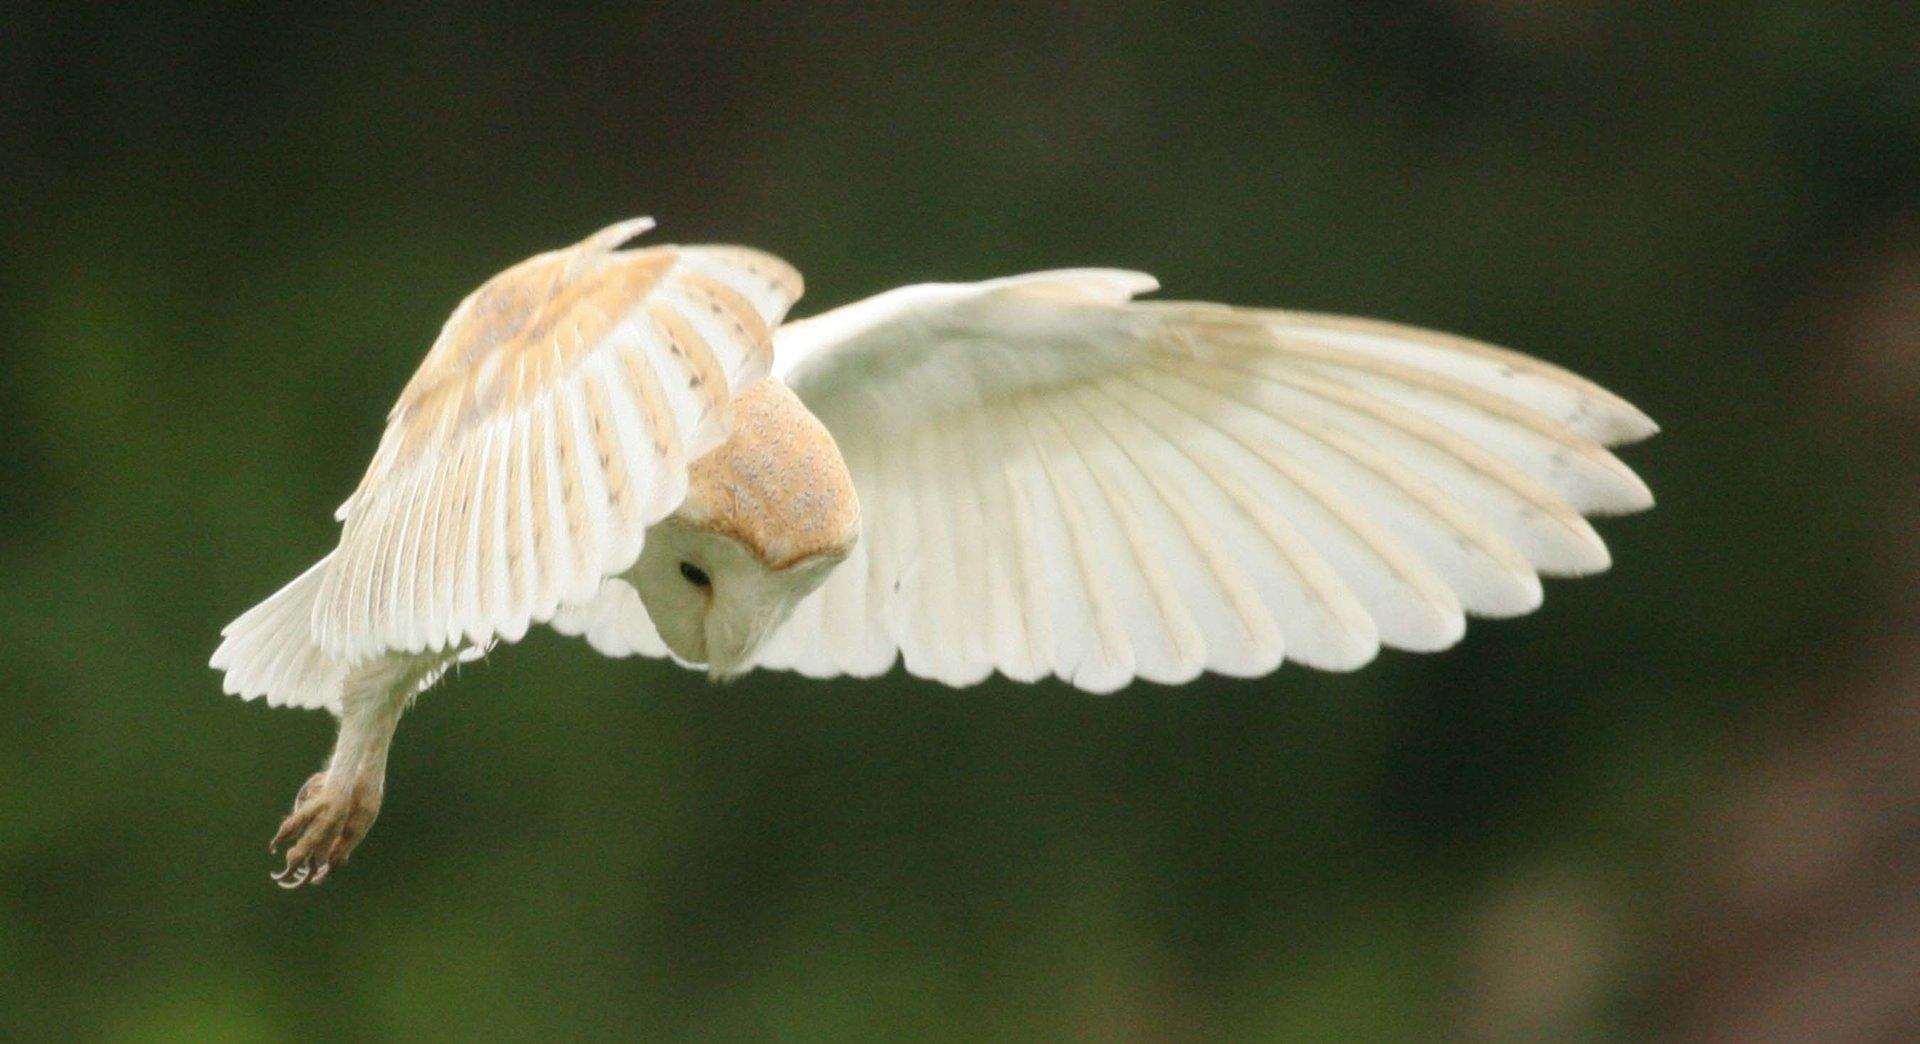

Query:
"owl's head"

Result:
[[632, 382, 860, 678], [628, 518, 848, 677]]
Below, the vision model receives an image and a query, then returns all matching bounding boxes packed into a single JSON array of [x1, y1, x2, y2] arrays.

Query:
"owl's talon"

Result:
[[269, 770, 382, 889]]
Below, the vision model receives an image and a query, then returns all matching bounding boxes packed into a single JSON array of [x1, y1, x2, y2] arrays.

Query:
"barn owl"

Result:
[[212, 217, 1656, 887]]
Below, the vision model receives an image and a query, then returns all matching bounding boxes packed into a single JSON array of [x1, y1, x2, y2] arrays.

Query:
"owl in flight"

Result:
[[212, 218, 1656, 887]]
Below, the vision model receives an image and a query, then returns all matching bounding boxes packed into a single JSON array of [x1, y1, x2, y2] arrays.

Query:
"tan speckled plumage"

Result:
[[677, 382, 860, 570], [309, 219, 803, 663]]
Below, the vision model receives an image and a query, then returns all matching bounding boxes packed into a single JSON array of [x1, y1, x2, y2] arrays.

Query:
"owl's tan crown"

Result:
[[676, 382, 860, 569]]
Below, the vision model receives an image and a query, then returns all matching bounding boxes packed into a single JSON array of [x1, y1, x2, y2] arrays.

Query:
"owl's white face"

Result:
[[628, 517, 846, 678]]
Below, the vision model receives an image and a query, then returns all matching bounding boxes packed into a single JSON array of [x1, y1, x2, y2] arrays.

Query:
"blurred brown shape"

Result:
[[1657, 224, 1920, 1043], [1446, 0, 1615, 54], [1458, 866, 1624, 1041], [1810, 217, 1920, 423]]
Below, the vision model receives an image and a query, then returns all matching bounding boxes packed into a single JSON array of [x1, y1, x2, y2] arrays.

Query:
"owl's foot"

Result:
[[270, 770, 382, 889]]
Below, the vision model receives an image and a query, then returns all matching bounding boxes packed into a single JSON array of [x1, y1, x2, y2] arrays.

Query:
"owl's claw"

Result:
[[270, 770, 381, 889]]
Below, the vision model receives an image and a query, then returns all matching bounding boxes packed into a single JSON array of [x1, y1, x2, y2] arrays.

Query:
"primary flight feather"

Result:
[[211, 218, 1656, 887]]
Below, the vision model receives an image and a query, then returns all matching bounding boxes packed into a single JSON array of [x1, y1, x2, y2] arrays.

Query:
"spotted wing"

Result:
[[311, 218, 802, 662]]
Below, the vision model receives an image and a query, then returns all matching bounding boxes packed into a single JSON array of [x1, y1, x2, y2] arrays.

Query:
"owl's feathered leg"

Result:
[[270, 649, 470, 888]]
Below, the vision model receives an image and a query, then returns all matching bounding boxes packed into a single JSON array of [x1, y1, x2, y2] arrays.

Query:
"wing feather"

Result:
[[1074, 382, 1282, 676], [1228, 361, 1611, 575], [553, 387, 593, 592], [1017, 397, 1141, 691], [407, 451, 449, 650], [1133, 367, 1467, 650], [963, 411, 1042, 681], [302, 219, 800, 662], [547, 576, 671, 659], [447, 436, 485, 647], [498, 410, 532, 642], [948, 415, 1007, 673], [478, 419, 512, 634], [987, 407, 1055, 682], [383, 465, 430, 651], [1341, 372, 1650, 516], [767, 272, 1653, 691], [1051, 390, 1207, 683], [1107, 374, 1365, 671], [211, 554, 352, 710], [812, 432, 878, 673], [899, 421, 978, 685], [1265, 311, 1659, 445], [989, 405, 1076, 684], [532, 409, 563, 627]]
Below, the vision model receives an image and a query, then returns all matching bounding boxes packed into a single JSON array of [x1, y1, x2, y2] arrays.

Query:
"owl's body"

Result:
[[213, 219, 1657, 886]]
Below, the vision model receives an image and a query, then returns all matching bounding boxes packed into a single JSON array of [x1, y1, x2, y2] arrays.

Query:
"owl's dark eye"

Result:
[[678, 561, 711, 588]]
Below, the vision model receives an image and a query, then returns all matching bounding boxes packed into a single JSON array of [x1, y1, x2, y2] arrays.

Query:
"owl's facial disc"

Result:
[[627, 518, 846, 677], [699, 549, 842, 681]]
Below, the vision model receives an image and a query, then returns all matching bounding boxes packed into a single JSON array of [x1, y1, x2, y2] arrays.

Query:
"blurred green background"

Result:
[[3, 3, 1916, 1040]]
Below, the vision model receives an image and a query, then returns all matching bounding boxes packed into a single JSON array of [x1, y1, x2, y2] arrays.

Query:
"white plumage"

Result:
[[211, 219, 1655, 886], [753, 270, 1653, 690]]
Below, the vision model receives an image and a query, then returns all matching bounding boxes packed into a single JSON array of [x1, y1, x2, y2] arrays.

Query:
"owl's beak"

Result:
[[702, 642, 766, 684], [701, 604, 787, 683]]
